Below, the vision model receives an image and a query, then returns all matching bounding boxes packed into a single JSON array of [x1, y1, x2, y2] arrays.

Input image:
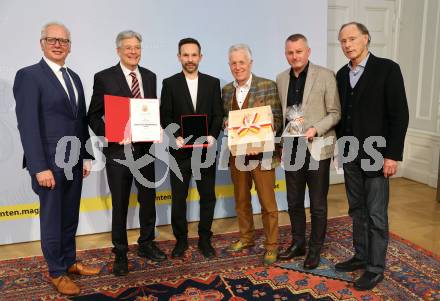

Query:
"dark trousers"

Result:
[[285, 149, 330, 251], [170, 157, 216, 241], [106, 152, 156, 254], [343, 161, 389, 274], [33, 168, 82, 277]]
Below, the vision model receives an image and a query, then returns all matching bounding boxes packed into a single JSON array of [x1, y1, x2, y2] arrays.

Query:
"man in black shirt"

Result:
[[276, 34, 341, 269]]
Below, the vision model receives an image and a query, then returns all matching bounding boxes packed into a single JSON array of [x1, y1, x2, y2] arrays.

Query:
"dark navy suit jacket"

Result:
[[13, 58, 92, 175]]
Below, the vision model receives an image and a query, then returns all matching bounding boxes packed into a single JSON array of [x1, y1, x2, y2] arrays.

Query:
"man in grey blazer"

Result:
[[276, 34, 341, 269]]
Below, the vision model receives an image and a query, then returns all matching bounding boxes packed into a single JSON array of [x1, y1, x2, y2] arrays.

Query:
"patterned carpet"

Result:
[[0, 216, 439, 300]]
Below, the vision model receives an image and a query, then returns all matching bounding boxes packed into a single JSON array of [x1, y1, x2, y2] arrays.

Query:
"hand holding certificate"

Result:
[[104, 95, 161, 143]]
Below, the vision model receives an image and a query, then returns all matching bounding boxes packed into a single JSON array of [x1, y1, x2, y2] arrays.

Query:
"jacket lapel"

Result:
[[352, 54, 375, 104], [179, 72, 196, 113], [114, 64, 132, 97], [301, 62, 317, 111], [279, 69, 290, 120], [39, 59, 75, 116], [195, 73, 204, 113], [67, 69, 82, 117], [339, 66, 349, 107], [247, 74, 258, 107], [139, 67, 151, 98]]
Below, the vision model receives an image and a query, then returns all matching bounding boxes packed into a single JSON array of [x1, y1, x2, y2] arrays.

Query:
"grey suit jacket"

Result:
[[276, 62, 341, 161]]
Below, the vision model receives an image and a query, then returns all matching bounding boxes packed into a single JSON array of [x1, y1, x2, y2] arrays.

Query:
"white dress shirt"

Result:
[[120, 63, 144, 98], [233, 74, 252, 109], [186, 76, 198, 110], [43, 56, 78, 103]]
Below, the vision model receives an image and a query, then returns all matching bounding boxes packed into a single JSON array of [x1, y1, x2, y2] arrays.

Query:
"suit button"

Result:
[[350, 92, 354, 95], [347, 116, 351, 120]]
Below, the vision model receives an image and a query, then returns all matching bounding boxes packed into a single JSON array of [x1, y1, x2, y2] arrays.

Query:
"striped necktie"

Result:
[[130, 72, 141, 98]]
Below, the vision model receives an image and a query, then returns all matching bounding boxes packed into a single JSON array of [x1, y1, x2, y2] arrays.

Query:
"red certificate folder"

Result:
[[180, 114, 209, 148], [104, 95, 130, 142]]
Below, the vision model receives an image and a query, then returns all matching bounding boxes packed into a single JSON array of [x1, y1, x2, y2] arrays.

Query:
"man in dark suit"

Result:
[[335, 22, 409, 290], [88, 30, 166, 276], [160, 38, 223, 258], [13, 22, 99, 296]]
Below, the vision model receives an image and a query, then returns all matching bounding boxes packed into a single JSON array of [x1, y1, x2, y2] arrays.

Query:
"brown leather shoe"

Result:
[[51, 275, 80, 295], [68, 262, 100, 276]]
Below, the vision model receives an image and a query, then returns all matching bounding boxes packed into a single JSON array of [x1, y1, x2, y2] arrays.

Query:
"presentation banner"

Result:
[[0, 0, 325, 245]]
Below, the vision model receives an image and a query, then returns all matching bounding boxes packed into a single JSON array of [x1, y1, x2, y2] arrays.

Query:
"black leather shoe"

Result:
[[113, 253, 128, 276], [354, 271, 384, 290], [171, 240, 188, 258], [335, 257, 367, 272], [138, 241, 167, 262], [278, 243, 306, 260], [303, 249, 320, 270], [198, 239, 216, 258]]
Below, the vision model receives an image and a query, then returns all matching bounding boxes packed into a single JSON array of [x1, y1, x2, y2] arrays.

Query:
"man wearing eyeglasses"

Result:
[[13, 22, 99, 296], [88, 30, 166, 277]]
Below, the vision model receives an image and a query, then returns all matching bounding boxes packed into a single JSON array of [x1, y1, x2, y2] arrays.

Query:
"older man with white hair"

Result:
[[222, 44, 283, 265]]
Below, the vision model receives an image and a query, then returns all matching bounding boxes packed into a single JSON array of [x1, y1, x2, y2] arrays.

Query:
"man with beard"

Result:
[[160, 38, 223, 258]]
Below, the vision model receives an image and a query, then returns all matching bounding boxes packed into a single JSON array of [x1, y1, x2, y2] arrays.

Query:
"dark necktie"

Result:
[[130, 72, 141, 98], [60, 67, 77, 115]]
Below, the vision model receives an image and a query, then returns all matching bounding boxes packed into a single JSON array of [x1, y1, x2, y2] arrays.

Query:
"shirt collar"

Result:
[[120, 62, 139, 77], [186, 77, 198, 82], [233, 74, 253, 89], [43, 56, 67, 73], [348, 52, 370, 71], [290, 61, 309, 78]]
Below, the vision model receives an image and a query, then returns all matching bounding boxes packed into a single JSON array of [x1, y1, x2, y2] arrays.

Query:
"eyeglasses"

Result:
[[121, 46, 142, 52], [42, 37, 70, 46]]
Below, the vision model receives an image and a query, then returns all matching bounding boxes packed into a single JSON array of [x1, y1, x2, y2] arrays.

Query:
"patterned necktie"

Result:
[[60, 67, 77, 115], [130, 72, 141, 98]]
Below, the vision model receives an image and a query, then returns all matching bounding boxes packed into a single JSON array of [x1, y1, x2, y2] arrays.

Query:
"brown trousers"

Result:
[[229, 157, 279, 250]]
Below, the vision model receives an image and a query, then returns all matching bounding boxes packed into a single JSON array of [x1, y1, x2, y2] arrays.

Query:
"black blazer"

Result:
[[160, 72, 223, 159], [336, 54, 409, 173], [87, 63, 157, 158]]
